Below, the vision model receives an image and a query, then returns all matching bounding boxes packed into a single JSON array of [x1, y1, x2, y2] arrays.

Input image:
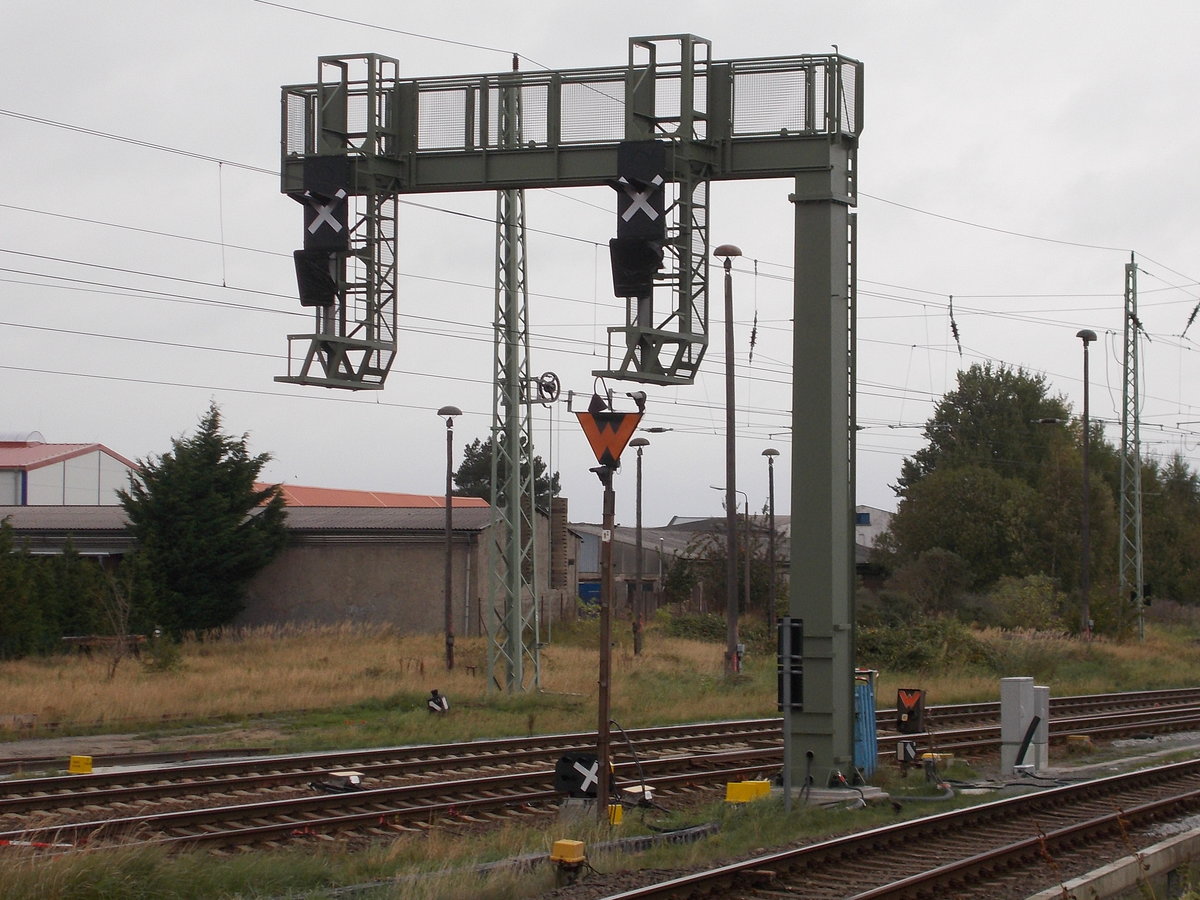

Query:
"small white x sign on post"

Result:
[[306, 189, 348, 235], [619, 175, 664, 223], [573, 758, 599, 794]]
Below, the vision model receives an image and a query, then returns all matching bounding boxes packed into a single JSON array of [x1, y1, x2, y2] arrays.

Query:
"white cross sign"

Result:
[[305, 189, 348, 234], [619, 175, 663, 222], [573, 758, 599, 793]]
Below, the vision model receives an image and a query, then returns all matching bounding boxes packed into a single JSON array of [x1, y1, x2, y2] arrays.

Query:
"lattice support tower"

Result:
[[1119, 254, 1144, 637], [277, 55, 400, 390], [486, 66, 542, 692], [596, 37, 711, 385]]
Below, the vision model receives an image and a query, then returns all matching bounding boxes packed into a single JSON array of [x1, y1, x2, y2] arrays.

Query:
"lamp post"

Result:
[[629, 437, 649, 655], [714, 243, 742, 675], [710, 484, 749, 662], [762, 448, 780, 624], [436, 405, 463, 670], [1076, 329, 1097, 638]]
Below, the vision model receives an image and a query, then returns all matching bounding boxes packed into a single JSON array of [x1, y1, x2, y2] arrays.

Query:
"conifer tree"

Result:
[[118, 403, 287, 635]]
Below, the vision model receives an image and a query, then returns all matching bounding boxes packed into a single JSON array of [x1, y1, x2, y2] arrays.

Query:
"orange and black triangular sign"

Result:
[[575, 411, 644, 467]]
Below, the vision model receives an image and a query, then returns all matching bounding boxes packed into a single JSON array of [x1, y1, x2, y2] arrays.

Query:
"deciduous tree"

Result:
[[886, 464, 1039, 590], [895, 362, 1071, 496]]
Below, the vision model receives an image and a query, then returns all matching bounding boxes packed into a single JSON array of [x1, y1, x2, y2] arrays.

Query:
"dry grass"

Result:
[[2, 624, 448, 728], [0, 623, 756, 743], [3, 619, 1200, 747], [5, 619, 1200, 898]]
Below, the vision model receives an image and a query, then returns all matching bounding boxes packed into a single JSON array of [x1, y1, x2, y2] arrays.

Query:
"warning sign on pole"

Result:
[[575, 411, 643, 468]]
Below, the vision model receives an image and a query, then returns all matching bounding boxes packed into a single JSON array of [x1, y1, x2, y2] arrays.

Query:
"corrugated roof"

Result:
[[265, 483, 488, 509], [0, 505, 492, 534], [282, 506, 491, 532], [0, 442, 138, 472], [0, 506, 128, 531], [572, 516, 796, 561]]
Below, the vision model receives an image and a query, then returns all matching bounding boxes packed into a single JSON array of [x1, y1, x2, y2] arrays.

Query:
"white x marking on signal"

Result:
[[306, 189, 348, 234], [619, 175, 663, 222], [573, 759, 599, 793]]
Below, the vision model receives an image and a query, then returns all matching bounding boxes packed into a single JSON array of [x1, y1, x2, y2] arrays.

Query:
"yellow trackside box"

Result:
[[68, 755, 93, 774], [725, 780, 771, 803], [607, 803, 623, 825], [550, 839, 586, 864]]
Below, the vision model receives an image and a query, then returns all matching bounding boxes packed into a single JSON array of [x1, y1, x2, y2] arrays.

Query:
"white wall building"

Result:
[[0, 432, 137, 506], [855, 505, 893, 549]]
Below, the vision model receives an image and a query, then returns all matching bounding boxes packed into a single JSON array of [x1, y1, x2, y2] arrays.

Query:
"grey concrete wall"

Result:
[[239, 538, 484, 633], [238, 513, 572, 636]]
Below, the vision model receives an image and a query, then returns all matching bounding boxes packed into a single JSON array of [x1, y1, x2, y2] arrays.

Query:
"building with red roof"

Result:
[[0, 432, 137, 506], [1, 436, 577, 636]]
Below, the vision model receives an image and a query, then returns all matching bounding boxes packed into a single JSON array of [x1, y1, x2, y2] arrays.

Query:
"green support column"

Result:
[[788, 162, 856, 788]]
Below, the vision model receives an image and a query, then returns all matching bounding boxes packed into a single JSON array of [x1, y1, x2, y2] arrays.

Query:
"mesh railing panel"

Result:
[[346, 92, 369, 137], [558, 79, 624, 144], [521, 84, 549, 146], [483, 85, 550, 148], [285, 92, 310, 156], [839, 62, 859, 134], [732, 68, 812, 135], [287, 55, 860, 158], [418, 88, 469, 150]]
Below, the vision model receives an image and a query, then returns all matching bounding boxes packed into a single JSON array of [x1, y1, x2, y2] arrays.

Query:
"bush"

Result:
[[140, 632, 183, 673], [886, 548, 971, 615], [857, 590, 925, 628], [660, 612, 727, 643], [857, 616, 998, 672], [984, 575, 1069, 631]]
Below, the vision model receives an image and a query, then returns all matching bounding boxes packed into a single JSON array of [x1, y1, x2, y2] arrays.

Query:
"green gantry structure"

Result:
[[276, 35, 864, 787]]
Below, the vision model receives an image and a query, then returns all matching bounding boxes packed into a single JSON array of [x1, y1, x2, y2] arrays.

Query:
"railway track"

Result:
[[0, 720, 779, 820], [2, 749, 781, 851], [1, 687, 1199, 854], [590, 757, 1200, 899], [4, 685, 1196, 782]]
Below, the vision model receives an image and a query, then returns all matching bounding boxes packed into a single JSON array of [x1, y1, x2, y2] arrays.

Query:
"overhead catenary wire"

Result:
[[2, 107, 1198, 480], [7, 246, 1198, 458]]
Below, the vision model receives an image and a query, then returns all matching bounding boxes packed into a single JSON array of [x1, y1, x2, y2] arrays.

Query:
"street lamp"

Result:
[[710, 484, 750, 661], [762, 448, 780, 624], [714, 243, 742, 675], [629, 437, 649, 655], [1076, 330, 1097, 638], [436, 405, 463, 670]]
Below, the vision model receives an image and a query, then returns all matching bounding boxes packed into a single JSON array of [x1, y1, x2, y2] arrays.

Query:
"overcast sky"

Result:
[[2, 1, 1197, 526]]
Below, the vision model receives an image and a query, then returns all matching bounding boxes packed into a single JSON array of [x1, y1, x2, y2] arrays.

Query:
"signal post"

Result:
[[575, 393, 643, 822]]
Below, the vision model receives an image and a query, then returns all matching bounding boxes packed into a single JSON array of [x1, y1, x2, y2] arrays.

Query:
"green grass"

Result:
[[0, 784, 1002, 900], [5, 613, 1200, 898]]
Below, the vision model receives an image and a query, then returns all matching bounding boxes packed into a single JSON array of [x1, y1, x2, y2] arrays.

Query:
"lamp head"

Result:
[[629, 437, 649, 449], [713, 244, 742, 259], [762, 448, 780, 458], [1076, 329, 1097, 344], [437, 405, 463, 419]]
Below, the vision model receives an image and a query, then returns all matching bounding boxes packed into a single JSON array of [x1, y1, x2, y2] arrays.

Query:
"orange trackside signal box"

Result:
[[896, 688, 926, 734]]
